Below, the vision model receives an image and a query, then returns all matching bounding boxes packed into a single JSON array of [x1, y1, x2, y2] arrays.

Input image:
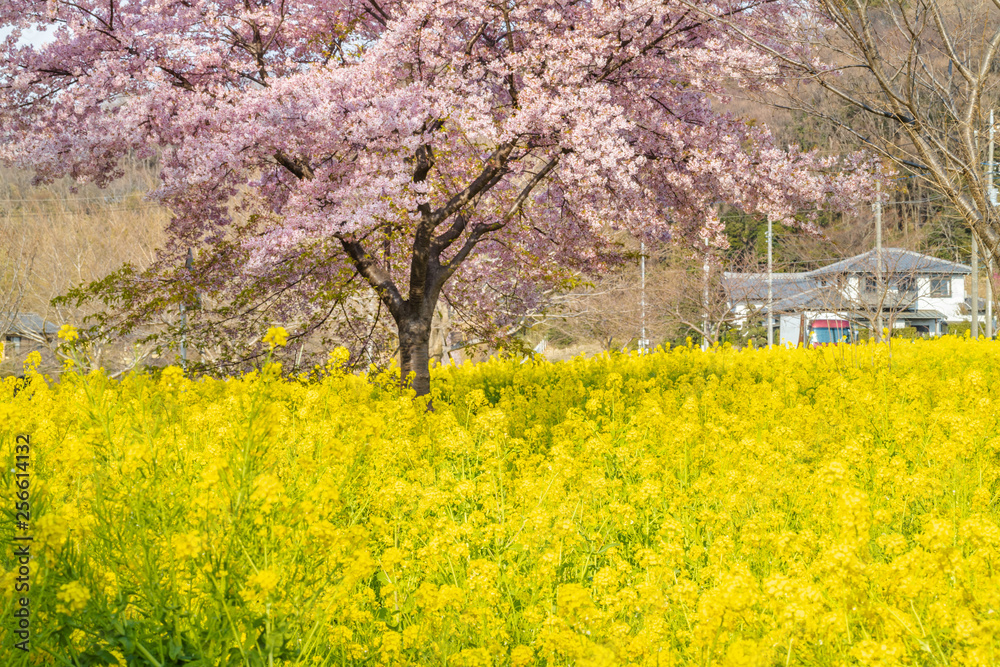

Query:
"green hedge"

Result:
[[947, 322, 971, 337]]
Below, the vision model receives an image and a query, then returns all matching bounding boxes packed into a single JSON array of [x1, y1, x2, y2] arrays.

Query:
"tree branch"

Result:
[[335, 234, 404, 318]]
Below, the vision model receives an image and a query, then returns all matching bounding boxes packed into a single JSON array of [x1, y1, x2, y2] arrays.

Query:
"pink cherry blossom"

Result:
[[0, 0, 883, 394]]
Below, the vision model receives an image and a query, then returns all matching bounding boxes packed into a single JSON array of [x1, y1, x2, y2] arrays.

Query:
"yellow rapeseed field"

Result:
[[1, 337, 999, 666]]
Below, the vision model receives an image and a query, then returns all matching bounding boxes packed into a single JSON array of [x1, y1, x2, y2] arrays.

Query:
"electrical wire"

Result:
[[883, 197, 946, 205], [0, 203, 163, 219], [0, 194, 155, 203]]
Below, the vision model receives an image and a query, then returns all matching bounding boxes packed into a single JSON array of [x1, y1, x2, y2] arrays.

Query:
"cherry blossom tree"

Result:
[[0, 0, 880, 395]]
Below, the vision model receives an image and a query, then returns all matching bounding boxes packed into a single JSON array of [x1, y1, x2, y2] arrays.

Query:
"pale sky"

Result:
[[0, 25, 56, 48]]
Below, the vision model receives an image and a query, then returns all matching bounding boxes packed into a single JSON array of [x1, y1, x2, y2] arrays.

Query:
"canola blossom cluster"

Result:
[[1, 338, 999, 665]]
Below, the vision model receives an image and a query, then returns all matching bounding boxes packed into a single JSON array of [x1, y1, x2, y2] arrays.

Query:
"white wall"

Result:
[[779, 315, 801, 346], [917, 275, 966, 320]]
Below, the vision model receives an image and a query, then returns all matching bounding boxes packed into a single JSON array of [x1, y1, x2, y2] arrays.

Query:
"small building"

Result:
[[1, 313, 60, 354], [723, 248, 972, 342]]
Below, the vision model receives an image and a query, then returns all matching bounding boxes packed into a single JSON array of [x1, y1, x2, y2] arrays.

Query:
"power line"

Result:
[[0, 203, 163, 219], [0, 194, 155, 203], [884, 197, 946, 205]]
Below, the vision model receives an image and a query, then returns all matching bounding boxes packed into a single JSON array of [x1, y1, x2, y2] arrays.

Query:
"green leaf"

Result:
[[78, 650, 121, 666], [168, 637, 183, 660], [596, 542, 619, 555]]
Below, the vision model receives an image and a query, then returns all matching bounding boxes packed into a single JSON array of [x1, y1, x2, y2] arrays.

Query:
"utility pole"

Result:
[[973, 234, 980, 339], [702, 251, 710, 349], [988, 109, 995, 339], [875, 180, 883, 340], [639, 241, 648, 353], [180, 248, 193, 369], [971, 124, 989, 340], [767, 217, 773, 348], [969, 235, 979, 338], [989, 258, 995, 339]]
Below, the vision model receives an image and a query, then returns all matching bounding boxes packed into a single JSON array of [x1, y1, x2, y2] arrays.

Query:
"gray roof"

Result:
[[0, 313, 59, 338], [725, 248, 970, 305], [770, 286, 853, 313], [810, 248, 970, 277], [721, 272, 817, 303], [901, 310, 948, 321], [961, 298, 989, 314]]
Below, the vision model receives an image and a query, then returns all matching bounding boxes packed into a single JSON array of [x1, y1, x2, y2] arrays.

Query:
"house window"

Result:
[[896, 276, 917, 294], [864, 274, 878, 293], [929, 276, 951, 297]]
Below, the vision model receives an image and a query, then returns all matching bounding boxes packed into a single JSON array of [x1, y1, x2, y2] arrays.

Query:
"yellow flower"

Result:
[[55, 581, 90, 614], [23, 350, 41, 371], [57, 324, 79, 342], [251, 473, 285, 513], [327, 346, 350, 370], [264, 326, 289, 349], [171, 532, 204, 560], [12, 334, 1000, 663], [511, 645, 535, 667], [245, 568, 281, 601], [160, 365, 185, 388]]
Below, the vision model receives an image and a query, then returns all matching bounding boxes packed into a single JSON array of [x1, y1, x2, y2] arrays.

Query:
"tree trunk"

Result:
[[397, 312, 433, 398]]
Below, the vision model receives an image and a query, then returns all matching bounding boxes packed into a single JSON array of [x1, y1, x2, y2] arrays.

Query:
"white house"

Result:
[[722, 248, 972, 343]]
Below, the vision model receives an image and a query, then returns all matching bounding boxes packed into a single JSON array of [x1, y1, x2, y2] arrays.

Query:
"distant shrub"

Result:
[[947, 321, 971, 337]]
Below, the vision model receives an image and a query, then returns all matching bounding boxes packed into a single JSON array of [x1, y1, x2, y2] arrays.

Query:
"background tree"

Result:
[[544, 272, 648, 353], [706, 0, 1000, 265], [1, 0, 879, 395], [653, 248, 748, 347], [0, 219, 35, 354], [0, 162, 167, 374]]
